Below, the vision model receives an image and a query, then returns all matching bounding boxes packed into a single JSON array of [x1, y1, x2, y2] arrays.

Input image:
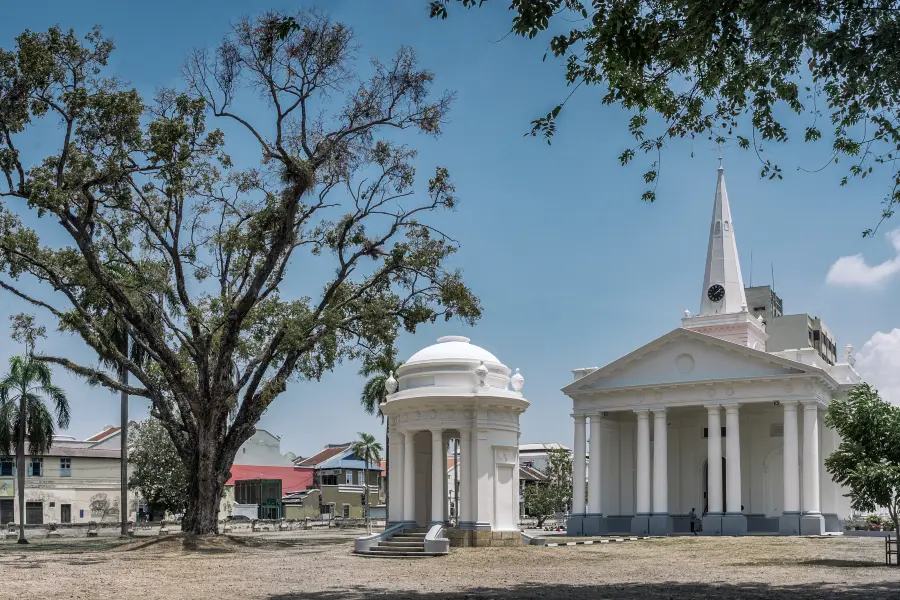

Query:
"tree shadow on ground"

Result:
[[731, 558, 887, 568], [268, 580, 900, 600]]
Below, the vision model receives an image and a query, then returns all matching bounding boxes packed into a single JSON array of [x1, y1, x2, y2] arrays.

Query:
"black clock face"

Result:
[[707, 284, 726, 302]]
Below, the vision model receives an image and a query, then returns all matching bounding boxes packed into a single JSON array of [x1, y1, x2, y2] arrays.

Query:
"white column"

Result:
[[652, 408, 668, 515], [588, 416, 602, 515], [724, 404, 741, 514], [403, 430, 416, 523], [475, 428, 492, 527], [388, 430, 404, 523], [635, 410, 651, 515], [782, 402, 800, 514], [572, 415, 587, 515], [460, 428, 472, 526], [430, 428, 444, 525], [802, 401, 821, 514], [706, 405, 723, 514]]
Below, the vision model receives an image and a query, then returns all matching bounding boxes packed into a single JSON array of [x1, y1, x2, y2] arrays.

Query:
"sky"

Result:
[[1, 1, 898, 459]]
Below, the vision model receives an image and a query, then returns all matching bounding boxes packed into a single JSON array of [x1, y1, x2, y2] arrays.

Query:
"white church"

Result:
[[563, 163, 861, 537]]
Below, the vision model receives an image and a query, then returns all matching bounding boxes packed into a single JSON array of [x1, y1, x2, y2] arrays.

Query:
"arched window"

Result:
[[714, 221, 722, 235], [724, 221, 730, 231]]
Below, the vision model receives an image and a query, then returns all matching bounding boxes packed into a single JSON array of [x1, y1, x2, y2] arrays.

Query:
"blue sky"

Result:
[[1, 1, 898, 458]]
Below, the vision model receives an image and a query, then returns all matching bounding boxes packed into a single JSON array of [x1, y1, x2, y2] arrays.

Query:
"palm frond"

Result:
[[25, 393, 56, 456], [0, 398, 17, 454]]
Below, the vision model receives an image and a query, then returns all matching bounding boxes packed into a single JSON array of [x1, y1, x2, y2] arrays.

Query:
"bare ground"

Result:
[[0, 532, 896, 599]]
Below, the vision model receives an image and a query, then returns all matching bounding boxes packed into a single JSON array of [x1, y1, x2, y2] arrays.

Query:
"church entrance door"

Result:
[[702, 457, 727, 514]]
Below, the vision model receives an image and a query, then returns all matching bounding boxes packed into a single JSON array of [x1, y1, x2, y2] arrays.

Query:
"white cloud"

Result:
[[826, 228, 900, 288], [855, 328, 900, 405]]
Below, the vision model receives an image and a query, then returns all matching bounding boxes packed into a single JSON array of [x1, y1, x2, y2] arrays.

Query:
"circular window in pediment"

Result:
[[675, 353, 695, 375]]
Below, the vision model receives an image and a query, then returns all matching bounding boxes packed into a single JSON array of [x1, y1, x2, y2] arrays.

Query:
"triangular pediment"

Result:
[[564, 328, 819, 394]]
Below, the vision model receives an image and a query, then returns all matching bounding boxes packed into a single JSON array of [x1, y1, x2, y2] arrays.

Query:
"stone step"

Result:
[[369, 547, 425, 554], [393, 533, 427, 539], [380, 541, 425, 548]]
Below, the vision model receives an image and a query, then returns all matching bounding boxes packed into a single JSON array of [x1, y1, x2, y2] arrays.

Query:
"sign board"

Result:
[[0, 479, 12, 498]]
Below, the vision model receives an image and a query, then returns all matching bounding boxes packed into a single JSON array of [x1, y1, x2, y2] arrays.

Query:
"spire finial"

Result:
[[718, 154, 723, 170]]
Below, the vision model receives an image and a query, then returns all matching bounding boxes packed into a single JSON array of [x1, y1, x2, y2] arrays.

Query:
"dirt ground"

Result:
[[0, 532, 897, 599]]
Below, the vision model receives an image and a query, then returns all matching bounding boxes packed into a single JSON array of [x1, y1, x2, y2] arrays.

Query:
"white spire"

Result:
[[699, 163, 747, 316]]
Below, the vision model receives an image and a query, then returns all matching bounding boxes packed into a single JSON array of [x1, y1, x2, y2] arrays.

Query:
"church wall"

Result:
[[600, 421, 620, 516], [414, 431, 432, 527], [620, 422, 635, 516]]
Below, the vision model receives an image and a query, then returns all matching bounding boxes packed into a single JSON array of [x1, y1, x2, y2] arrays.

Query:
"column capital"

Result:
[[652, 407, 667, 417], [704, 403, 722, 413], [724, 403, 741, 414], [573, 413, 587, 424], [801, 399, 820, 409], [780, 400, 799, 410], [633, 408, 650, 417], [429, 426, 444, 434]]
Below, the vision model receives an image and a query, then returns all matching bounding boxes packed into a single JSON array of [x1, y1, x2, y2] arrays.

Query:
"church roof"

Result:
[[561, 327, 844, 396]]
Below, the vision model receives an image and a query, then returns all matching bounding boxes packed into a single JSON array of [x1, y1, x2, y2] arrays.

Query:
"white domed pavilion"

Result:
[[381, 335, 529, 547]]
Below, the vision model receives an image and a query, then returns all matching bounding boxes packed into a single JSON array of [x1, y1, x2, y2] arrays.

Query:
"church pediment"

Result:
[[564, 328, 816, 394]]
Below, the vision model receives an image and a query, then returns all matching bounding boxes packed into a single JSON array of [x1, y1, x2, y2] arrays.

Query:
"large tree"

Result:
[[825, 382, 900, 546], [428, 0, 900, 234], [0, 12, 480, 534]]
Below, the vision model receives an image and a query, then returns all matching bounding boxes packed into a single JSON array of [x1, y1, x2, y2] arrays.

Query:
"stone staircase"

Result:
[[361, 528, 446, 558]]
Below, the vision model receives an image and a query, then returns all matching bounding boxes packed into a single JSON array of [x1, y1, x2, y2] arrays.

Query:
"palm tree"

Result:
[[358, 348, 401, 520], [351, 431, 383, 535], [0, 356, 70, 544]]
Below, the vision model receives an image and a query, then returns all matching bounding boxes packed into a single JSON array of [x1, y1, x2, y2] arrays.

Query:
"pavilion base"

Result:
[[702, 513, 723, 535], [582, 515, 609, 536], [823, 513, 841, 533], [567, 514, 585, 536], [648, 514, 672, 536], [446, 528, 522, 547], [630, 514, 650, 536], [720, 514, 747, 536], [800, 513, 826, 535], [778, 512, 801, 535]]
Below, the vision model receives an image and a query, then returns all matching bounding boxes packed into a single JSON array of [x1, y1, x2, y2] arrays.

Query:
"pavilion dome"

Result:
[[405, 335, 501, 366]]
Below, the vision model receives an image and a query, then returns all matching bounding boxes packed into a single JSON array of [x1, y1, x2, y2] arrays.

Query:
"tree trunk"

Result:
[[181, 423, 231, 535], [16, 391, 27, 544], [120, 363, 129, 537]]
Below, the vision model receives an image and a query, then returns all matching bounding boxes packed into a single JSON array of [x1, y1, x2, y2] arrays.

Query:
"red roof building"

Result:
[[226, 465, 314, 494]]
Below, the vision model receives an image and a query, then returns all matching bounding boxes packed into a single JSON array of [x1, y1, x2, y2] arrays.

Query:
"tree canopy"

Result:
[[824, 382, 900, 542], [429, 0, 900, 235], [523, 448, 573, 526], [0, 10, 480, 533]]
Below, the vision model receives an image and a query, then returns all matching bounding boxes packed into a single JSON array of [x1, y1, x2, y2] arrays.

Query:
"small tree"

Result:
[[0, 316, 69, 544], [350, 431, 383, 534], [523, 483, 557, 528], [825, 383, 900, 548], [129, 418, 189, 520]]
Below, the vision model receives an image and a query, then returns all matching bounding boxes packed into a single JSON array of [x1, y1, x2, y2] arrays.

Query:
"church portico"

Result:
[[563, 163, 859, 537]]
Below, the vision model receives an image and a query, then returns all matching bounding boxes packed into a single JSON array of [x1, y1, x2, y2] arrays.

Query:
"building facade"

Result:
[[293, 443, 381, 519], [563, 164, 860, 537]]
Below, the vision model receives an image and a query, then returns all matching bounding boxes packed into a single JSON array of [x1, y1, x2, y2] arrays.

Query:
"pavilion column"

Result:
[[430, 428, 444, 526], [403, 430, 417, 524], [647, 408, 671, 535], [630, 409, 651, 535], [722, 404, 747, 534], [459, 428, 472, 528], [779, 401, 801, 534], [634, 410, 651, 516], [703, 404, 723, 534], [572, 415, 587, 516], [387, 430, 404, 524], [588, 415, 602, 515], [799, 401, 825, 534]]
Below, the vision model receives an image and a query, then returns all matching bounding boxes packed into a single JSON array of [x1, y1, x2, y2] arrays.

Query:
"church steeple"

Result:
[[682, 162, 768, 350], [698, 162, 747, 316]]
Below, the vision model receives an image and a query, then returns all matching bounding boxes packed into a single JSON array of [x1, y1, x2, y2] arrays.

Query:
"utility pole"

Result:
[[120, 336, 129, 537]]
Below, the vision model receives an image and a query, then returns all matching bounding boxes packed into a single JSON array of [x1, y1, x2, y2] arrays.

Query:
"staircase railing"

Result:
[[354, 522, 405, 554]]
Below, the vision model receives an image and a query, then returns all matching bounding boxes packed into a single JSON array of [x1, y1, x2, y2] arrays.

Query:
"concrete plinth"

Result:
[[800, 513, 826, 535], [583, 515, 609, 536], [566, 514, 585, 536], [823, 513, 841, 533], [702, 514, 723, 536], [720, 514, 747, 536], [648, 514, 672, 536], [630, 514, 650, 536], [779, 512, 801, 535]]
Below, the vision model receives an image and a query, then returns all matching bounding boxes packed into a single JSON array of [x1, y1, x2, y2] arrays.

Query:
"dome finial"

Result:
[[511, 367, 524, 393], [384, 371, 398, 395], [475, 361, 489, 387]]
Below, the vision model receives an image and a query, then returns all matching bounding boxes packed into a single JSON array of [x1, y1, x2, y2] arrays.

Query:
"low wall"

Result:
[[446, 529, 522, 548], [844, 530, 894, 538]]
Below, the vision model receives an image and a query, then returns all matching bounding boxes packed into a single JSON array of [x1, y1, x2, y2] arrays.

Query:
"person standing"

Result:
[[689, 508, 699, 535]]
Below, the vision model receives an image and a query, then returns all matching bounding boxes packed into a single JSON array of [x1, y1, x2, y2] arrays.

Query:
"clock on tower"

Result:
[[707, 284, 725, 303]]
